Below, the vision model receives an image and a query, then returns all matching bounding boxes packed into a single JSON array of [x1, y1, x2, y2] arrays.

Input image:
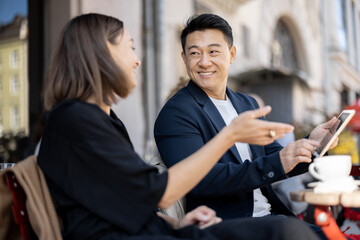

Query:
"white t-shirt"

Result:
[[209, 95, 271, 217]]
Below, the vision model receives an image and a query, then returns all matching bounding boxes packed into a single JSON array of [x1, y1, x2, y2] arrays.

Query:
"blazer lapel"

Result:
[[249, 145, 264, 160], [226, 88, 264, 160], [226, 88, 251, 115], [187, 81, 242, 162]]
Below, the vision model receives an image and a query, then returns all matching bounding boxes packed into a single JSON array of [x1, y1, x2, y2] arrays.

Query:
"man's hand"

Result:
[[279, 139, 319, 173], [177, 205, 222, 229], [229, 106, 294, 146], [309, 117, 339, 150]]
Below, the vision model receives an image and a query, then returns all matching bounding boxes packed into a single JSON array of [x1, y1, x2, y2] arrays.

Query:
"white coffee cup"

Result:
[[309, 155, 352, 181]]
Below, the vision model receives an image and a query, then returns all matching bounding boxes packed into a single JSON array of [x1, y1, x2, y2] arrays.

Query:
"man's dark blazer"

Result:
[[154, 80, 310, 219]]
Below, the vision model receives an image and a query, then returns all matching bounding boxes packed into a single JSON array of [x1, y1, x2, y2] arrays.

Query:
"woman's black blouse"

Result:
[[38, 100, 169, 239]]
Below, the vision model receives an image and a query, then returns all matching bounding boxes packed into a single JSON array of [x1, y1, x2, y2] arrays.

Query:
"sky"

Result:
[[0, 0, 27, 25]]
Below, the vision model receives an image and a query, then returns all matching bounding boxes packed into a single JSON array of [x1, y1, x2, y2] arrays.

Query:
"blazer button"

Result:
[[262, 175, 267, 180], [245, 213, 252, 218], [268, 171, 274, 178]]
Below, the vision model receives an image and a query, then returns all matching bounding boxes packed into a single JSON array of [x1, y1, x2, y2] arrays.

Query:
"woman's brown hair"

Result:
[[43, 13, 130, 111]]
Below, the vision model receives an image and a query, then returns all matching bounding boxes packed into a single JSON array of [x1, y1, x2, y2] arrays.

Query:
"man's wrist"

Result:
[[221, 125, 236, 147]]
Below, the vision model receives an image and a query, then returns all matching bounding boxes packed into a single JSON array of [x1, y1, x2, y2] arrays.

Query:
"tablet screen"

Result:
[[314, 110, 355, 158]]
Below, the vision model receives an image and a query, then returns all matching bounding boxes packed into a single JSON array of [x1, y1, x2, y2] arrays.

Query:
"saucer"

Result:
[[307, 181, 360, 187], [307, 176, 360, 193]]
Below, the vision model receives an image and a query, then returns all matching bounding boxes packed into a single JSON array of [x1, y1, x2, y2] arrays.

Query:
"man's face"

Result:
[[182, 29, 236, 100]]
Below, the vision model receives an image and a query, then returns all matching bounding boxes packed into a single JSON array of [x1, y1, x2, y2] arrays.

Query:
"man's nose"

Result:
[[198, 54, 212, 68]]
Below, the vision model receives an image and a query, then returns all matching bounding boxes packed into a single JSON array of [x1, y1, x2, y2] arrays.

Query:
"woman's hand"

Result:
[[177, 206, 222, 229], [227, 106, 294, 146]]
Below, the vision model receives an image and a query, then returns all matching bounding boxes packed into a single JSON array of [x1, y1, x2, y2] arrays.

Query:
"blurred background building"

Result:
[[1, 0, 360, 160], [0, 11, 28, 162], [0, 15, 28, 137]]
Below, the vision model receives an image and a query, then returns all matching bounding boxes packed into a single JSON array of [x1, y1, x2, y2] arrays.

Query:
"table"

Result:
[[290, 190, 360, 240]]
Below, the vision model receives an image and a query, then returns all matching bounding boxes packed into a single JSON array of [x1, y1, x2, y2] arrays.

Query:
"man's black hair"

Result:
[[181, 13, 233, 52]]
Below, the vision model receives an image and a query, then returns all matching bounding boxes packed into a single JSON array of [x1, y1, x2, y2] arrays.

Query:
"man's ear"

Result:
[[229, 46, 237, 64], [181, 51, 186, 64]]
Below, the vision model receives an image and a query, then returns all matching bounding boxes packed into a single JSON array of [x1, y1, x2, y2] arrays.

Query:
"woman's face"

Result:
[[107, 28, 141, 91]]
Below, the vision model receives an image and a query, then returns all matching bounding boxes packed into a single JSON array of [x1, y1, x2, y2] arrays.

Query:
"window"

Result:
[[10, 75, 19, 95], [336, 0, 348, 53], [356, 92, 360, 99], [271, 20, 299, 71], [10, 106, 20, 129], [341, 87, 350, 109], [9, 49, 19, 68], [0, 0, 28, 163]]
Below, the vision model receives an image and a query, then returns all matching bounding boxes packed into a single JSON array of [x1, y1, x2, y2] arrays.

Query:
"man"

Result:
[[154, 14, 335, 239]]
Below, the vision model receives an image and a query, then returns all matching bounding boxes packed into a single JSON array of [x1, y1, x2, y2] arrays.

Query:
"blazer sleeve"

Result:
[[154, 100, 287, 197]]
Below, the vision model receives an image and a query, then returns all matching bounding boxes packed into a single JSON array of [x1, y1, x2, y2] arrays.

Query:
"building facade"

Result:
[[0, 16, 28, 137], [152, 0, 360, 137], [324, 0, 360, 115]]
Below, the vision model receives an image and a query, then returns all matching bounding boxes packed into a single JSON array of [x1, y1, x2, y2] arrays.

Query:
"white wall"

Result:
[[80, 0, 145, 155], [45, 0, 146, 154], [160, 0, 194, 105]]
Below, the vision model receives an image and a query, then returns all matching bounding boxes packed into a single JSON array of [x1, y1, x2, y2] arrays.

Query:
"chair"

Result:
[[340, 165, 360, 239], [5, 171, 36, 240], [0, 156, 62, 240], [145, 150, 186, 220]]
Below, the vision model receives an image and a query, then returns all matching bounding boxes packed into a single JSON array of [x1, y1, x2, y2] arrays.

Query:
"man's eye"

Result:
[[210, 50, 219, 54], [190, 52, 199, 55]]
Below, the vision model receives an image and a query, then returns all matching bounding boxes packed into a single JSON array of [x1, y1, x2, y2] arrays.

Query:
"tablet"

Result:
[[314, 109, 355, 158]]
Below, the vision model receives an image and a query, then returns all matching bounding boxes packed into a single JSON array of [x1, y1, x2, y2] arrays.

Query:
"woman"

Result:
[[38, 13, 319, 240]]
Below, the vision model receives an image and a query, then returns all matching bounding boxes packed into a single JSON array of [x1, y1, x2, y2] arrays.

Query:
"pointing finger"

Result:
[[247, 106, 272, 119]]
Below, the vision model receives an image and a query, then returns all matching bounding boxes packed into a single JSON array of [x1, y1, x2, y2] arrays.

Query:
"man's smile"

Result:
[[198, 71, 216, 76]]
